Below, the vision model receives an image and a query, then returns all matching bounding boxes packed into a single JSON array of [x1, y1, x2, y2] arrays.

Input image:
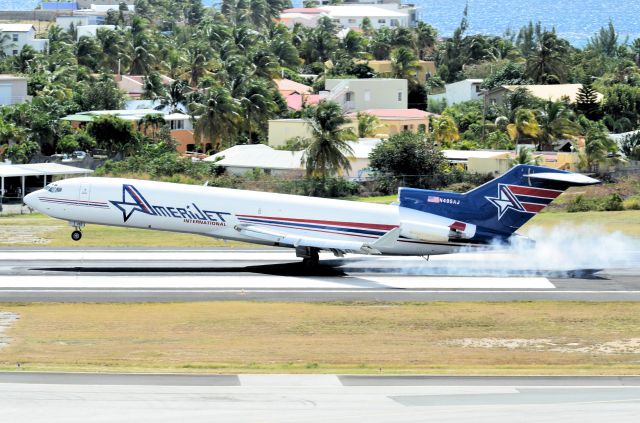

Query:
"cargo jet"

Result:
[[24, 165, 599, 266]]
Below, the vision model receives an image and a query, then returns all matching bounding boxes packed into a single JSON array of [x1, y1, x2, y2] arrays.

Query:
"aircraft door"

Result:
[[79, 183, 91, 201]]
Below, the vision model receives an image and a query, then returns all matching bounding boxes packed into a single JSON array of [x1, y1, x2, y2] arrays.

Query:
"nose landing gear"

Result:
[[69, 221, 85, 241]]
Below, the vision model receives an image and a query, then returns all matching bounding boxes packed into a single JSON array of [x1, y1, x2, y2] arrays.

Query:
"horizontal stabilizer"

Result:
[[526, 172, 600, 185]]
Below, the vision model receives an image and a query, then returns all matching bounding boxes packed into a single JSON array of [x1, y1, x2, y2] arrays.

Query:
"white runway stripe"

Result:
[[0, 275, 555, 289]]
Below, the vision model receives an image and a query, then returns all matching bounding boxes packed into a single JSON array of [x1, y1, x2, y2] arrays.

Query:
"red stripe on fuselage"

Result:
[[507, 185, 562, 198], [236, 214, 398, 231]]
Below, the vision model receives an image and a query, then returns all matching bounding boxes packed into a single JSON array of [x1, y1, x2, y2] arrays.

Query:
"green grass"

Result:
[[1, 301, 640, 374]]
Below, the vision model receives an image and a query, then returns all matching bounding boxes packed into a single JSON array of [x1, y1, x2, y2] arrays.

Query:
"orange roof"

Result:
[[275, 79, 313, 96], [347, 109, 436, 119]]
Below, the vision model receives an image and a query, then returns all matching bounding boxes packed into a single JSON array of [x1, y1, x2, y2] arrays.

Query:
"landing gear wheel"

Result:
[[302, 249, 319, 268], [71, 230, 82, 241]]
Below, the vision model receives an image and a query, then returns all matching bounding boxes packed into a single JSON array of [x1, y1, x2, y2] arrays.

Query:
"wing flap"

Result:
[[234, 224, 400, 255]]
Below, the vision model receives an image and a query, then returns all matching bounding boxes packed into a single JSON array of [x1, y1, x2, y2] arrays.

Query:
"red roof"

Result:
[[286, 93, 321, 111], [347, 109, 436, 119], [275, 78, 313, 96], [282, 8, 327, 14]]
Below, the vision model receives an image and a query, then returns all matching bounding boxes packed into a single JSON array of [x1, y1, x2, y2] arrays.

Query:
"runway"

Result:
[[1, 373, 640, 422], [0, 248, 638, 302]]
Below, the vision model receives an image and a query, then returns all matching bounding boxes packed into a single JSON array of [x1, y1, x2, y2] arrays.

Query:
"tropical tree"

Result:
[[510, 147, 542, 166], [356, 112, 380, 138], [535, 101, 580, 150], [525, 31, 569, 83], [88, 115, 140, 157], [431, 115, 460, 147], [390, 47, 420, 84], [160, 79, 189, 112], [190, 84, 239, 151], [413, 22, 437, 59], [137, 113, 166, 140], [506, 108, 540, 144], [142, 71, 167, 100], [303, 101, 356, 178], [575, 78, 602, 120]]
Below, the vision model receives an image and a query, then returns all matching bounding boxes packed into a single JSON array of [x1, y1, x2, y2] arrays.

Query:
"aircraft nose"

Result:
[[23, 191, 40, 209]]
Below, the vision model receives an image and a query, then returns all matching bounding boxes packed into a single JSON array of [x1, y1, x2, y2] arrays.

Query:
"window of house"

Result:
[[12, 33, 18, 42], [474, 84, 481, 92], [390, 19, 399, 27], [345, 92, 353, 102], [12, 50, 18, 56], [348, 18, 356, 24], [402, 125, 409, 131], [364, 90, 371, 102], [378, 19, 386, 24], [397, 92, 402, 102], [170, 120, 184, 130]]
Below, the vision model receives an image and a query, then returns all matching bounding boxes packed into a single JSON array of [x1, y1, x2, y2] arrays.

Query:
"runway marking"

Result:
[[0, 276, 555, 289], [2, 290, 639, 294]]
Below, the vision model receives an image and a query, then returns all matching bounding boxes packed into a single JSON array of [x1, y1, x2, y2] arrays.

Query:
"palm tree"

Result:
[[160, 79, 189, 113], [303, 101, 356, 178], [237, 79, 278, 142], [506, 109, 540, 144], [413, 22, 437, 59], [525, 31, 569, 83], [390, 47, 420, 85], [190, 85, 239, 152], [510, 147, 542, 166], [183, 42, 209, 87], [137, 113, 166, 140], [535, 101, 580, 150], [356, 112, 380, 138], [431, 115, 460, 147], [142, 72, 167, 100]]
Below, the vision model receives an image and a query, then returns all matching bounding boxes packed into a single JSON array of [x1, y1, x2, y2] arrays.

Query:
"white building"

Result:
[[56, 15, 105, 30], [205, 139, 382, 179], [76, 25, 116, 40], [322, 78, 407, 112], [0, 24, 48, 56], [279, 5, 411, 29], [437, 79, 484, 106], [0, 75, 29, 105]]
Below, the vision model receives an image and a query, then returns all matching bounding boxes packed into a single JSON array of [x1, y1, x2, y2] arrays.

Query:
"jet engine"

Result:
[[398, 209, 476, 242]]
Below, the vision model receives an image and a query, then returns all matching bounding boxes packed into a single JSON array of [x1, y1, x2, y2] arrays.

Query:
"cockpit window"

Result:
[[44, 184, 62, 193]]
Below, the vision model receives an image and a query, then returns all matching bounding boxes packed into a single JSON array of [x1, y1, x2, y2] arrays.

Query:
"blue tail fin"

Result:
[[399, 165, 600, 242]]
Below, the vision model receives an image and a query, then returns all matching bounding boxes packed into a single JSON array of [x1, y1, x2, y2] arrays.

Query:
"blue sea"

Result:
[[4, 0, 640, 46]]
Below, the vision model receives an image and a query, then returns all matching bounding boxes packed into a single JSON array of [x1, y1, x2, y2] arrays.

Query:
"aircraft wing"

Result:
[[234, 224, 401, 255]]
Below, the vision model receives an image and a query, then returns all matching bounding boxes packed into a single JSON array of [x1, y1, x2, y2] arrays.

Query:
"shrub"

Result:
[[599, 193, 624, 211], [624, 197, 640, 210], [567, 195, 597, 213]]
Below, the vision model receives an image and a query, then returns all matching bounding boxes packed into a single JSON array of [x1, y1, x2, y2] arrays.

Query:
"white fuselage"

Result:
[[25, 177, 479, 256]]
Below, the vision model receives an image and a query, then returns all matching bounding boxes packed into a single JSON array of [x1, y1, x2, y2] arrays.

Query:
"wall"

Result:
[[366, 60, 436, 84], [325, 78, 407, 111], [268, 119, 358, 147], [467, 156, 511, 175], [445, 80, 483, 105], [375, 118, 429, 137], [0, 78, 28, 105]]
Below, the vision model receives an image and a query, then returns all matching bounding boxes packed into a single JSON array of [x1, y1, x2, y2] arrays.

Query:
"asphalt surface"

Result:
[[0, 248, 638, 302], [2, 373, 640, 422]]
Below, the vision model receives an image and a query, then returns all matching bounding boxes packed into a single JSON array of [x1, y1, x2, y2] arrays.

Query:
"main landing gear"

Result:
[[69, 221, 85, 241], [296, 246, 320, 267]]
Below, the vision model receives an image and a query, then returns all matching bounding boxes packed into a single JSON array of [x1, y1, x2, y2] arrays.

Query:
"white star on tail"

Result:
[[485, 184, 525, 220]]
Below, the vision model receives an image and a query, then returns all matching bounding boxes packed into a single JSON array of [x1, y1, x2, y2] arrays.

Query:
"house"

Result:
[[56, 15, 106, 30], [279, 5, 411, 30], [268, 118, 358, 147], [322, 78, 407, 112], [346, 109, 434, 137], [60, 109, 201, 155], [0, 75, 29, 105], [205, 138, 382, 179], [0, 24, 48, 56], [485, 84, 604, 106], [437, 79, 484, 106], [274, 78, 321, 111], [360, 60, 436, 84], [115, 74, 175, 99]]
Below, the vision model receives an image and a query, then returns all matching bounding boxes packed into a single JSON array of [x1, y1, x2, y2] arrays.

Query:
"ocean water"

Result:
[[4, 0, 640, 46]]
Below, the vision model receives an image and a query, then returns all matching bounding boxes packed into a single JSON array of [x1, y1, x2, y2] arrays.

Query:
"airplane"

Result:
[[24, 164, 599, 266]]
